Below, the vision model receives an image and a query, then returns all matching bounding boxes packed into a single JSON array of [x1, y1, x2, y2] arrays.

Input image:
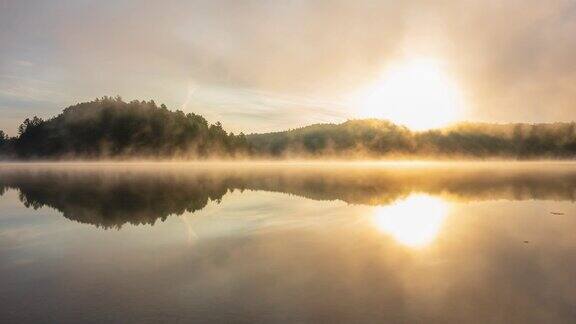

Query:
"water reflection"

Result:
[[1, 162, 576, 228], [373, 194, 448, 247], [2, 163, 576, 323]]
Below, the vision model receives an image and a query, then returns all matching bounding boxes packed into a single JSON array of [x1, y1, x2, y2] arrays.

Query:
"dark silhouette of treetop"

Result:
[[1, 97, 249, 159]]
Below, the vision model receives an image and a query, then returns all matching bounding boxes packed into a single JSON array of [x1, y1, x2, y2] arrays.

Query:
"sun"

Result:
[[354, 58, 464, 131]]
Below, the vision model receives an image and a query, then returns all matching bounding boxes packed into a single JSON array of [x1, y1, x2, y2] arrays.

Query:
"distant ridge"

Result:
[[247, 119, 576, 159]]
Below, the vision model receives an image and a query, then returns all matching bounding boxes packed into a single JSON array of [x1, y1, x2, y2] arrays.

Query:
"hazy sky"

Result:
[[1, 0, 576, 134]]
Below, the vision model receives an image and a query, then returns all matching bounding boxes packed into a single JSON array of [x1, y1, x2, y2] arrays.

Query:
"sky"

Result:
[[1, 0, 576, 135]]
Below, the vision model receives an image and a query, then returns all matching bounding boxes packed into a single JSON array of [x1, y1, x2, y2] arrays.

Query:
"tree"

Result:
[[18, 116, 44, 135]]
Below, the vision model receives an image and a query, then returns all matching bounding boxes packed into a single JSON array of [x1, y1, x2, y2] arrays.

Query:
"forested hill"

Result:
[[0, 97, 249, 159], [2, 97, 576, 159], [247, 119, 576, 159]]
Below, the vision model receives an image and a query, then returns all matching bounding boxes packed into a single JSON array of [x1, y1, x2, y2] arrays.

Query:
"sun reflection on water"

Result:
[[372, 194, 449, 248]]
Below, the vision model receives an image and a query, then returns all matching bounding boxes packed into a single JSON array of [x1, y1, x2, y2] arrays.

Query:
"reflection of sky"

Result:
[[2, 183, 576, 322]]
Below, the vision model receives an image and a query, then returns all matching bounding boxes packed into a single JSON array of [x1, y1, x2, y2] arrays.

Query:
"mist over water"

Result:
[[1, 162, 576, 323]]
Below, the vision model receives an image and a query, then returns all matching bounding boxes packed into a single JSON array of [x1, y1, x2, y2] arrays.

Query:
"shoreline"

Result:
[[1, 159, 576, 168]]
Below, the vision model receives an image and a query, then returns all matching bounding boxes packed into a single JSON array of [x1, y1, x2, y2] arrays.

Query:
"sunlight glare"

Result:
[[372, 194, 449, 248], [355, 58, 464, 130]]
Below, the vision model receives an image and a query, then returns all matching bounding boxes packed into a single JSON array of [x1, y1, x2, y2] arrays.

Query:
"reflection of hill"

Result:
[[2, 163, 576, 228], [244, 164, 576, 204], [0, 168, 235, 229]]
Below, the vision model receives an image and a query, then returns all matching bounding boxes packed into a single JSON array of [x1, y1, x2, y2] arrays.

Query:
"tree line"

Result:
[[0, 96, 249, 159], [248, 119, 576, 159], [2, 97, 576, 159]]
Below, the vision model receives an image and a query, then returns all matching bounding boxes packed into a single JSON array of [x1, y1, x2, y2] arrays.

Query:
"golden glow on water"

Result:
[[4, 164, 576, 322], [372, 194, 449, 247]]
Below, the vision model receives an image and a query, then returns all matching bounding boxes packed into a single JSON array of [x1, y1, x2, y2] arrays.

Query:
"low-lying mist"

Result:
[[2, 97, 576, 160]]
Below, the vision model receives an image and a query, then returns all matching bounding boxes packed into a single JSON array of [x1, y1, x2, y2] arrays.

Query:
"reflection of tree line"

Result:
[[1, 165, 576, 228], [0, 169, 236, 229]]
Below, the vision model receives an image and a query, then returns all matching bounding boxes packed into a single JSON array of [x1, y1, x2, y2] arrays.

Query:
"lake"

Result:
[[1, 162, 576, 323]]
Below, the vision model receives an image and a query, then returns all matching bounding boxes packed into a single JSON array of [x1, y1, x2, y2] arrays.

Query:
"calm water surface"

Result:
[[1, 162, 576, 323]]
